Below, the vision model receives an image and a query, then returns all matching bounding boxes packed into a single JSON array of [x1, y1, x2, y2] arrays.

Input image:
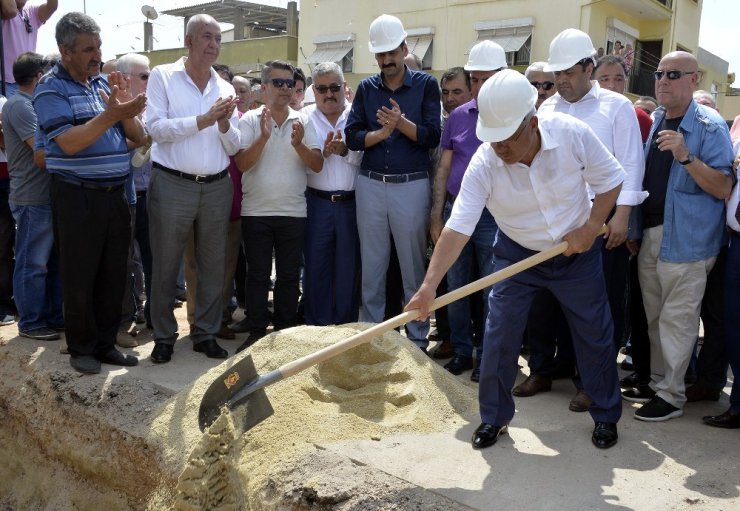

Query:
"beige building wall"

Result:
[[298, 0, 704, 97]]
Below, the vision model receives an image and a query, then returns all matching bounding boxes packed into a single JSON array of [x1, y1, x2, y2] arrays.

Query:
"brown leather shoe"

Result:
[[569, 389, 592, 412], [216, 323, 236, 340], [685, 383, 721, 402], [513, 374, 552, 397], [431, 339, 454, 359]]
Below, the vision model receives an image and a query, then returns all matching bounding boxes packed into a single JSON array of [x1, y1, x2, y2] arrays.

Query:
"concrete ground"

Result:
[[1, 306, 738, 510]]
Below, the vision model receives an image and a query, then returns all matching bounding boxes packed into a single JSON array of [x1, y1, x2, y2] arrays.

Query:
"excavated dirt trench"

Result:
[[0, 324, 479, 510]]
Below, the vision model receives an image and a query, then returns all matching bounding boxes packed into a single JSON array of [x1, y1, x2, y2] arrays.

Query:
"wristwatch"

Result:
[[679, 153, 695, 165]]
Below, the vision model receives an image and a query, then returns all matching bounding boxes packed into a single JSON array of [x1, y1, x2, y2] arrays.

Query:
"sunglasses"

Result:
[[270, 78, 296, 89], [654, 70, 695, 81], [530, 81, 554, 91], [314, 83, 342, 94]]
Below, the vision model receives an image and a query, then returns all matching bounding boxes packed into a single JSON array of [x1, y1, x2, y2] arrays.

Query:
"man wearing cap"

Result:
[[345, 14, 441, 351], [516, 29, 645, 411], [407, 69, 625, 449], [429, 40, 505, 379]]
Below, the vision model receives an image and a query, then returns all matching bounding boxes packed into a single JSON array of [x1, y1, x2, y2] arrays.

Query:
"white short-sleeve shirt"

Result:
[[446, 112, 626, 251]]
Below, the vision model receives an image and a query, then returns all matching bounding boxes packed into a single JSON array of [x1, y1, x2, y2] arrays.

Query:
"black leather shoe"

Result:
[[151, 342, 173, 364], [702, 409, 740, 429], [470, 359, 481, 382], [444, 354, 473, 375], [194, 339, 228, 359], [471, 422, 508, 449], [96, 348, 138, 367], [619, 371, 646, 388], [592, 422, 618, 449]]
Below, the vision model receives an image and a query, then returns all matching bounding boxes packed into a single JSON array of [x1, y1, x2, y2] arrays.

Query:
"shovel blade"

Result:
[[198, 355, 274, 432]]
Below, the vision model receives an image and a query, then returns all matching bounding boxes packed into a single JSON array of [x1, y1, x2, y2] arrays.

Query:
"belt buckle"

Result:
[[331, 194, 341, 202], [194, 174, 207, 183], [382, 174, 390, 183]]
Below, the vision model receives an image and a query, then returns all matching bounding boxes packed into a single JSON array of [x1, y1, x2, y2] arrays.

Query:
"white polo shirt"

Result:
[[307, 103, 360, 192], [446, 112, 626, 251], [239, 106, 321, 217], [538, 81, 646, 206]]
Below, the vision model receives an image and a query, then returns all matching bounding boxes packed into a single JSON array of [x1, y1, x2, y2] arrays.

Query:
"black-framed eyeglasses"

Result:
[[270, 78, 296, 89], [654, 70, 695, 81], [314, 83, 342, 94], [530, 81, 554, 91], [22, 12, 33, 33]]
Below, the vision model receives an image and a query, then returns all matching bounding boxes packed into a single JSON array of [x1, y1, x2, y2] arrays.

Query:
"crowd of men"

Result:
[[1, 4, 739, 451]]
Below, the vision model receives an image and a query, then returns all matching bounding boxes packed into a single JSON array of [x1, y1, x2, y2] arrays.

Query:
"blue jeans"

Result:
[[10, 204, 63, 331], [444, 200, 496, 357]]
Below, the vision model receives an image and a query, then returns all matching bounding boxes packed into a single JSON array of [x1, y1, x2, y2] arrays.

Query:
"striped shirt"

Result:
[[33, 64, 129, 182]]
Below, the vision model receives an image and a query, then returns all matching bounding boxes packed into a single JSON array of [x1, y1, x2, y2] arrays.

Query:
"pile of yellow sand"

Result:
[[147, 323, 479, 510]]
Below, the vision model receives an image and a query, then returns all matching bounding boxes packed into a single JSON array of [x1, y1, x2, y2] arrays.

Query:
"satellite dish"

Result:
[[141, 5, 158, 21]]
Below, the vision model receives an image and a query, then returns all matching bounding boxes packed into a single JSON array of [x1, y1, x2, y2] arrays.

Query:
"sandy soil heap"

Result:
[[151, 324, 479, 509]]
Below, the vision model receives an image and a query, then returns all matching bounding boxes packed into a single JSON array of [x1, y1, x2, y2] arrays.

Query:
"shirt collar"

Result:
[[52, 63, 104, 86], [379, 65, 413, 91]]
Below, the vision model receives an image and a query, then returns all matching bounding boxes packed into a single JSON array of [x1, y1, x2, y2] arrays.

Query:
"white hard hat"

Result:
[[368, 14, 408, 53], [476, 69, 537, 143], [544, 28, 596, 72], [304, 86, 316, 105], [465, 40, 508, 71]]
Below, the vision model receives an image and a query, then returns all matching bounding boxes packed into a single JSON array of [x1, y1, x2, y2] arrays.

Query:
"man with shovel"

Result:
[[407, 69, 625, 449]]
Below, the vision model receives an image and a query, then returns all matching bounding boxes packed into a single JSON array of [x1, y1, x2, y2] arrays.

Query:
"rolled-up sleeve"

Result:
[[613, 101, 648, 206]]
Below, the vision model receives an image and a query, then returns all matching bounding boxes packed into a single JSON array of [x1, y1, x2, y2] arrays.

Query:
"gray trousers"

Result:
[[355, 174, 430, 345], [148, 169, 232, 345]]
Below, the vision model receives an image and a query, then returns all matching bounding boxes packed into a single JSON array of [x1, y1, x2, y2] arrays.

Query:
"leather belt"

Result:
[[360, 169, 428, 183], [307, 187, 355, 202], [154, 162, 228, 183], [136, 190, 147, 198], [53, 175, 125, 192]]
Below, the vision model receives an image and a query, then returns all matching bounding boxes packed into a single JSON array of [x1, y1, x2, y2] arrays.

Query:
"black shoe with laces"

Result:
[[444, 354, 473, 375]]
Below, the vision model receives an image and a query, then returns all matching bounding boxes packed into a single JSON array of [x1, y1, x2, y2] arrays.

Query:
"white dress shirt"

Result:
[[146, 57, 240, 174], [446, 112, 626, 251], [538, 81, 646, 206], [307, 103, 360, 191]]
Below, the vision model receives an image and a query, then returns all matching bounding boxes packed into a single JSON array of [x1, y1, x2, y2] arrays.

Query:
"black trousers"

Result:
[[134, 196, 153, 325], [0, 186, 15, 316], [696, 245, 728, 390], [242, 216, 305, 333], [51, 178, 130, 357]]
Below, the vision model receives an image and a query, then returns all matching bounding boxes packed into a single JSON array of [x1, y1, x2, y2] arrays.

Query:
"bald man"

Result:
[[628, 51, 734, 422]]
